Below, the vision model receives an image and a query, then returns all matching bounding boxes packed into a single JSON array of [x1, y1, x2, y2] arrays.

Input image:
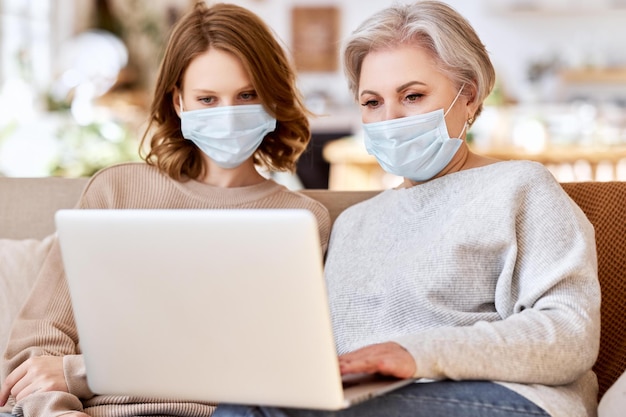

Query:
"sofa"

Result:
[[1, 176, 625, 411]]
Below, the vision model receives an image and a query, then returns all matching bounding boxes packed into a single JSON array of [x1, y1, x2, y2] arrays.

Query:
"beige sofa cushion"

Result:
[[0, 235, 55, 356]]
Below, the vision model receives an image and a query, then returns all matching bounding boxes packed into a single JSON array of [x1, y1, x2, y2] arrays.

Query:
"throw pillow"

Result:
[[0, 235, 54, 412], [0, 235, 55, 357]]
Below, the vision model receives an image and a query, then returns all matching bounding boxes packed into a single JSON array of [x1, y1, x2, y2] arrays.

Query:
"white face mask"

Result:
[[179, 97, 277, 169], [362, 85, 467, 182]]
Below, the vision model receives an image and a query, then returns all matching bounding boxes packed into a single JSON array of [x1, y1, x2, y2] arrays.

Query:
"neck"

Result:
[[435, 141, 471, 178], [402, 142, 497, 188], [199, 159, 266, 188]]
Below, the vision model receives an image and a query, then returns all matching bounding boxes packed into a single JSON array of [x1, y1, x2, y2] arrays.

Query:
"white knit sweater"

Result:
[[324, 160, 600, 417]]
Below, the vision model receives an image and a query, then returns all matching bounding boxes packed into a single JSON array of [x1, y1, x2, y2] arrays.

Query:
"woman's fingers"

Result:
[[338, 342, 416, 379], [1, 356, 68, 403]]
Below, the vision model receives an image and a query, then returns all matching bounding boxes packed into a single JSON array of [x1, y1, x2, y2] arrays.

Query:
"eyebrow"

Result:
[[359, 80, 427, 97], [396, 81, 427, 92], [191, 88, 217, 94], [191, 85, 256, 94]]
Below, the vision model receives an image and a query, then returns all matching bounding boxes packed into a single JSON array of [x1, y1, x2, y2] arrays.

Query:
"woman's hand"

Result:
[[338, 342, 417, 379], [0, 356, 68, 405]]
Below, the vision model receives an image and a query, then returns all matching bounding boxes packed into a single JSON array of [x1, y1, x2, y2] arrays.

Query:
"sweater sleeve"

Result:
[[64, 355, 94, 399], [392, 170, 600, 386], [2, 239, 94, 416], [12, 391, 85, 417]]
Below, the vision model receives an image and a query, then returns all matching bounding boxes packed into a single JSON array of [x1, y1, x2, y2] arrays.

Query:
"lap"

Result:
[[212, 380, 549, 417]]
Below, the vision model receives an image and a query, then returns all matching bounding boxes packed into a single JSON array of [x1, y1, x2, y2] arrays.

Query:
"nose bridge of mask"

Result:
[[364, 109, 442, 141], [182, 104, 266, 138]]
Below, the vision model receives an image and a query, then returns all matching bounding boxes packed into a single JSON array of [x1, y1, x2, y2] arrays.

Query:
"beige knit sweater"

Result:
[[2, 162, 330, 417]]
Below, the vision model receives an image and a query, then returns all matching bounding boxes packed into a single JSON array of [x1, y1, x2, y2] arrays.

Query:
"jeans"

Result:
[[212, 380, 550, 417]]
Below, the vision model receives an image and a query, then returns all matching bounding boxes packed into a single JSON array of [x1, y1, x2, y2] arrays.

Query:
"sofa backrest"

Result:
[[0, 177, 89, 239], [1, 177, 625, 399], [560, 182, 626, 399]]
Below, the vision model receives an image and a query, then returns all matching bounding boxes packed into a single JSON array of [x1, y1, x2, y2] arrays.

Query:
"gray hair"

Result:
[[343, 0, 495, 121]]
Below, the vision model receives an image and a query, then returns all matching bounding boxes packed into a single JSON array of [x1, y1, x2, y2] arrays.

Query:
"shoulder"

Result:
[[333, 160, 571, 225], [478, 161, 593, 232], [87, 162, 163, 183], [477, 160, 556, 186], [455, 160, 567, 205], [84, 162, 169, 189], [79, 162, 170, 208], [504, 159, 557, 184], [491, 160, 570, 201]]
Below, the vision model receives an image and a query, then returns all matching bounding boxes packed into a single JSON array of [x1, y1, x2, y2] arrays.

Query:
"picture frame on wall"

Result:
[[291, 6, 340, 72]]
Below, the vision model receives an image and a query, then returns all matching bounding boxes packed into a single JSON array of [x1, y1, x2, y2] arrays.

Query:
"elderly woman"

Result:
[[213, 2, 599, 417]]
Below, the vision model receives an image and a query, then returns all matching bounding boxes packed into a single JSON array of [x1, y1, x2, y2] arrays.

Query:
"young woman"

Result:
[[212, 2, 599, 417], [0, 3, 329, 417]]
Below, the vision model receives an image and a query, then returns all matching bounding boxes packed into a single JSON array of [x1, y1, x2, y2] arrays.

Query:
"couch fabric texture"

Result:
[[560, 182, 626, 399], [0, 177, 625, 411]]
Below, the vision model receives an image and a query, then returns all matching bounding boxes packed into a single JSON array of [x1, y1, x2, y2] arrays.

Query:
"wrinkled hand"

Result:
[[0, 356, 68, 406], [338, 342, 416, 379]]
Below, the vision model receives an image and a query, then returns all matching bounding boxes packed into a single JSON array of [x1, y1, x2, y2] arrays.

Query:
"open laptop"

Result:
[[55, 208, 416, 410]]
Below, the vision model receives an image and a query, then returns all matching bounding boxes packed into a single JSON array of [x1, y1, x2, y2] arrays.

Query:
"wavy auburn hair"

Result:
[[140, 1, 310, 180]]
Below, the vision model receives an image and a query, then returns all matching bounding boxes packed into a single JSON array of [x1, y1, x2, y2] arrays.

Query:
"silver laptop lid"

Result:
[[56, 209, 346, 409]]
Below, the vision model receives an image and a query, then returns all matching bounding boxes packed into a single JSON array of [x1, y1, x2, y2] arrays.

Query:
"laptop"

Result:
[[55, 208, 416, 410]]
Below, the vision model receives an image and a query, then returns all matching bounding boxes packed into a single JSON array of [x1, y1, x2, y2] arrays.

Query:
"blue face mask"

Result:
[[179, 99, 277, 169], [362, 86, 467, 182]]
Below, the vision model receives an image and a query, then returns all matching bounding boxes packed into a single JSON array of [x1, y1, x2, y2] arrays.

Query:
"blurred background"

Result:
[[1, 0, 626, 189]]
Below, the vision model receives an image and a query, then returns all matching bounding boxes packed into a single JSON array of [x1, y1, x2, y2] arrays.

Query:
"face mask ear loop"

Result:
[[457, 121, 468, 139], [179, 94, 185, 113], [444, 82, 466, 118]]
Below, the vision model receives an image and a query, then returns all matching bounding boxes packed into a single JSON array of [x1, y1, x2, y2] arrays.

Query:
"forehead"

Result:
[[359, 45, 450, 92], [183, 48, 252, 90]]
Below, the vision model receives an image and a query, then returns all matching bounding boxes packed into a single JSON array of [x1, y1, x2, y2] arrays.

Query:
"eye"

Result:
[[239, 91, 258, 101], [360, 99, 380, 108], [405, 93, 423, 102], [198, 96, 216, 105]]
